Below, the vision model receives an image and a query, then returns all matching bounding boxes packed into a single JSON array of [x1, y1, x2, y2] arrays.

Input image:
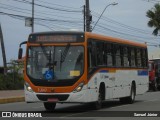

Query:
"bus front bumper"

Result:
[[25, 88, 97, 103]]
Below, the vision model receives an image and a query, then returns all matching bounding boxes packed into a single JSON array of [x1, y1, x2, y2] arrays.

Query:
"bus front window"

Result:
[[27, 46, 84, 80]]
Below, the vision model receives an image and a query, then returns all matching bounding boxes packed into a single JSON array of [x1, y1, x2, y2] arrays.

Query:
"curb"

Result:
[[0, 96, 25, 104]]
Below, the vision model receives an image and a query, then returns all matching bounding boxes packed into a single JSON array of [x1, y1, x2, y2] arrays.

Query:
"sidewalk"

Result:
[[0, 90, 25, 104]]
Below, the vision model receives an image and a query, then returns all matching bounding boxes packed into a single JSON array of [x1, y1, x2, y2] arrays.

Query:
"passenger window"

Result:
[[123, 47, 129, 67], [88, 41, 97, 69], [141, 49, 147, 67], [106, 43, 113, 66], [131, 48, 136, 67], [115, 45, 121, 67], [97, 42, 104, 66], [136, 49, 142, 67]]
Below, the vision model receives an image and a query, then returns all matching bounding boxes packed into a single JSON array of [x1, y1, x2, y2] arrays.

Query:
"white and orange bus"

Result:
[[18, 31, 149, 111]]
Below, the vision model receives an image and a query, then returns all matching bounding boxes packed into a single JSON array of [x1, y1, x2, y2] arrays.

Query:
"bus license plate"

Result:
[[47, 98, 59, 102]]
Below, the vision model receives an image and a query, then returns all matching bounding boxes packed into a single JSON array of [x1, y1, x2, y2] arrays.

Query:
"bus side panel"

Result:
[[113, 70, 134, 98], [87, 69, 149, 102], [113, 69, 149, 98]]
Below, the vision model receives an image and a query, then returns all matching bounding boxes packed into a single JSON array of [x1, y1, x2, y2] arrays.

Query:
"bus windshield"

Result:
[[27, 45, 84, 80]]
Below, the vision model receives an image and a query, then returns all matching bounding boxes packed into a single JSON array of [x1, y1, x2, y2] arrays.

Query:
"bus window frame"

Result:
[[87, 38, 148, 71]]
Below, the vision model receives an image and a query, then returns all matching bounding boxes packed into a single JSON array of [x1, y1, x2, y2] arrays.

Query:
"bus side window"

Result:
[[106, 43, 113, 66], [128, 47, 131, 67], [96, 42, 104, 66], [120, 46, 124, 67], [141, 49, 148, 68], [137, 48, 142, 67], [88, 41, 97, 70], [130, 48, 136, 67], [123, 47, 129, 67], [134, 48, 138, 67], [115, 45, 121, 67]]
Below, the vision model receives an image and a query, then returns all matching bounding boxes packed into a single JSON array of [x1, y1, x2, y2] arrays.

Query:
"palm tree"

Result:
[[146, 3, 160, 36]]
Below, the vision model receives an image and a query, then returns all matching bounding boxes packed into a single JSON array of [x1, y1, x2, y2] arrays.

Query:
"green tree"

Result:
[[146, 3, 160, 36]]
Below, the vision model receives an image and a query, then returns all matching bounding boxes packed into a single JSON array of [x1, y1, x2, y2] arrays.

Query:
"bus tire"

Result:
[[43, 102, 56, 111], [153, 79, 158, 91], [120, 83, 136, 104], [127, 83, 136, 104], [93, 84, 105, 110]]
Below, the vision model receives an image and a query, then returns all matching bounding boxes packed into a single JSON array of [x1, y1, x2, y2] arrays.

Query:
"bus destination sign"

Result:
[[29, 34, 84, 43]]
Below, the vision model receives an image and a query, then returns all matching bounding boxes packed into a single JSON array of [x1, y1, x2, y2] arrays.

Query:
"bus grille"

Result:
[[36, 94, 69, 101]]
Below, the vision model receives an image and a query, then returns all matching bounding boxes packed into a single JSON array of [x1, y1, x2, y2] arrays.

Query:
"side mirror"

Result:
[[18, 47, 23, 59], [18, 41, 27, 59]]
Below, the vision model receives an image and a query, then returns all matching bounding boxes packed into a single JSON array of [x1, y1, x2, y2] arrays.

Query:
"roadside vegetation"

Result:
[[0, 73, 24, 90], [0, 60, 24, 90]]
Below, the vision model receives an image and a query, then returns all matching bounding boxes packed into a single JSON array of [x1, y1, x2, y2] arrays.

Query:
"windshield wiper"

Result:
[[60, 43, 70, 63], [60, 43, 70, 71], [40, 44, 52, 67]]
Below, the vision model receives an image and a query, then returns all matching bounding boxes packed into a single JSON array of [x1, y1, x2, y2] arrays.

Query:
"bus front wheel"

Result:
[[93, 85, 105, 110], [43, 102, 56, 111]]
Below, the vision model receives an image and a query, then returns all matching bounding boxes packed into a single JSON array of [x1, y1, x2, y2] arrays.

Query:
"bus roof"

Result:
[[86, 32, 147, 48], [29, 31, 84, 36], [29, 31, 147, 48]]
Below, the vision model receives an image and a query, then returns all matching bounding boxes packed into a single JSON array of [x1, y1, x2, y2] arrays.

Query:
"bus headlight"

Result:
[[73, 82, 84, 93], [25, 82, 33, 92]]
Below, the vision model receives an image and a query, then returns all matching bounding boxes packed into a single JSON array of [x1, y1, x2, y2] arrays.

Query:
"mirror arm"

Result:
[[19, 41, 27, 48]]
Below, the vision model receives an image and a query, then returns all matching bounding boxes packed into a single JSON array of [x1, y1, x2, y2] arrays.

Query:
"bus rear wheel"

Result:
[[43, 102, 56, 111], [153, 79, 158, 91], [120, 83, 135, 104]]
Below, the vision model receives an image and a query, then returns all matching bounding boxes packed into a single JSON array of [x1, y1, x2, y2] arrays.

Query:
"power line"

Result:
[[94, 19, 160, 41], [0, 12, 82, 23], [96, 24, 159, 44], [36, 0, 81, 10], [2, 0, 159, 45], [0, 11, 83, 31], [92, 11, 152, 34], [0, 3, 83, 21], [11, 0, 82, 13]]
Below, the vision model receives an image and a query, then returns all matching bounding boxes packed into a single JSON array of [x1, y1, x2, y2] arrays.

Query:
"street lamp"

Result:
[[92, 2, 118, 31]]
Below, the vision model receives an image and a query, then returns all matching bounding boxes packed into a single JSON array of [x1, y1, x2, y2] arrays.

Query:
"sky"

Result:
[[0, 0, 160, 66]]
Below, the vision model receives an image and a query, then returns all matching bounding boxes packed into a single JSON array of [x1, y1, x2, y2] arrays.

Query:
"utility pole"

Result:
[[0, 24, 7, 75], [85, 0, 92, 32], [32, 0, 34, 33], [83, 5, 86, 32]]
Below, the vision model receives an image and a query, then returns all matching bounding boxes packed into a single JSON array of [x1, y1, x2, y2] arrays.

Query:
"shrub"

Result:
[[0, 73, 24, 90]]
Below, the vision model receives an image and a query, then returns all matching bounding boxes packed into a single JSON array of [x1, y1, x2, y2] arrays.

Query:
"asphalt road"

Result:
[[0, 91, 160, 120]]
